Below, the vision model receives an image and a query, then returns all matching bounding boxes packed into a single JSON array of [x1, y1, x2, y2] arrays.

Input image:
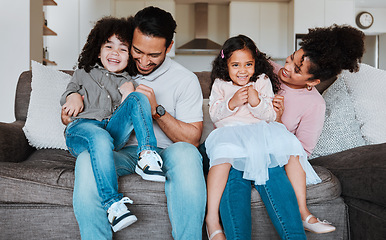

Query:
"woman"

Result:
[[218, 24, 365, 239]]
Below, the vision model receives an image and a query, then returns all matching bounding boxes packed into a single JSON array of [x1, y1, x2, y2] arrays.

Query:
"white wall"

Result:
[[45, 0, 111, 71], [0, 0, 31, 123]]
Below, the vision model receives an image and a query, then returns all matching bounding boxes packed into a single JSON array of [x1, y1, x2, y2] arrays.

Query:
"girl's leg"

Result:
[[285, 156, 336, 233], [284, 156, 314, 222], [206, 163, 231, 240]]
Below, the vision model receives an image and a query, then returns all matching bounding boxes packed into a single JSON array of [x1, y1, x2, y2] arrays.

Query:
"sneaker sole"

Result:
[[135, 165, 166, 182], [112, 214, 138, 232]]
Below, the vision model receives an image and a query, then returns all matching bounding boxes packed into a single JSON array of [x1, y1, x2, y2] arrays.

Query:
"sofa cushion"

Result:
[[311, 143, 386, 208], [310, 74, 366, 159], [0, 150, 340, 209], [23, 61, 71, 150], [342, 63, 386, 144]]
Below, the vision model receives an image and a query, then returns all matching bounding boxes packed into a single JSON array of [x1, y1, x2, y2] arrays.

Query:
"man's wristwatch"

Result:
[[153, 105, 166, 119]]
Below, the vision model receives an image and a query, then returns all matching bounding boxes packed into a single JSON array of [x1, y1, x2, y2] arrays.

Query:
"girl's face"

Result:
[[227, 48, 255, 86], [279, 49, 319, 89], [99, 34, 129, 73]]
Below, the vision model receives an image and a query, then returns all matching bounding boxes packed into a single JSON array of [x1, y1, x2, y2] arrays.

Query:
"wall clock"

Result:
[[356, 11, 374, 29]]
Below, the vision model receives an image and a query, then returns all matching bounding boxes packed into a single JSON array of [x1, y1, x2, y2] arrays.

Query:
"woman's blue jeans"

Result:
[[219, 167, 307, 240], [66, 92, 157, 210], [73, 142, 206, 240]]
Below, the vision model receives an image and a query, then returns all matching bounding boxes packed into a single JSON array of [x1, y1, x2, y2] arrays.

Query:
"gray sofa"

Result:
[[0, 69, 384, 240]]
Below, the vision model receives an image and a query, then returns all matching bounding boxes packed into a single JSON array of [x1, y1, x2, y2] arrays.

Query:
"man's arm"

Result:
[[135, 84, 203, 147]]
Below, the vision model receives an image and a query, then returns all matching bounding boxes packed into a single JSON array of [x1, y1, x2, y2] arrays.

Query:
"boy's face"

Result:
[[99, 34, 129, 73], [130, 28, 173, 75]]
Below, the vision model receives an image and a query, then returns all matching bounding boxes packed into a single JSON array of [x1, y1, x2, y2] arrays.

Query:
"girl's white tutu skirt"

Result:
[[205, 121, 321, 185]]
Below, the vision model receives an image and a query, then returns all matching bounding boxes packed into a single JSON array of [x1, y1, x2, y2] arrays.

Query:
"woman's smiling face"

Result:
[[278, 49, 317, 89]]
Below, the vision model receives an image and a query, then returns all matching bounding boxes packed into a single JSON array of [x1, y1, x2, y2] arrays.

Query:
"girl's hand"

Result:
[[119, 82, 135, 103], [229, 87, 248, 110], [62, 93, 84, 117], [247, 85, 260, 107], [273, 94, 284, 123]]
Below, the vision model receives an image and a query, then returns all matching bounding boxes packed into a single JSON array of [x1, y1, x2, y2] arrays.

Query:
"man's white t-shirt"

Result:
[[127, 56, 203, 148]]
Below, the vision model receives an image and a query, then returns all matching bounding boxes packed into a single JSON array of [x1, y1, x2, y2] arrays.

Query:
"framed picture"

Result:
[[295, 34, 306, 51]]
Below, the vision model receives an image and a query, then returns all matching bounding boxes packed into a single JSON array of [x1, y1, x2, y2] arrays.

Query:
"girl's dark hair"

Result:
[[211, 35, 280, 93], [301, 24, 365, 82], [78, 16, 133, 73], [133, 6, 177, 48]]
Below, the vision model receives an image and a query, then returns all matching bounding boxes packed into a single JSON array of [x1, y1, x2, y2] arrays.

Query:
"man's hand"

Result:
[[247, 85, 260, 107], [62, 93, 84, 117], [273, 94, 284, 123], [135, 84, 158, 115], [119, 82, 135, 103], [228, 87, 248, 110]]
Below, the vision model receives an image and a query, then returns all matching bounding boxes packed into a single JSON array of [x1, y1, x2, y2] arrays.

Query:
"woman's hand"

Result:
[[228, 87, 248, 110], [273, 94, 284, 123], [247, 85, 260, 107]]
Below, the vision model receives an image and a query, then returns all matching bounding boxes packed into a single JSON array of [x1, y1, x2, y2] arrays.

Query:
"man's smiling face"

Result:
[[130, 28, 173, 75]]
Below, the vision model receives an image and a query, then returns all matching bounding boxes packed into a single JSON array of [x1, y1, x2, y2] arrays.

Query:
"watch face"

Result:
[[156, 105, 165, 116], [356, 12, 373, 29]]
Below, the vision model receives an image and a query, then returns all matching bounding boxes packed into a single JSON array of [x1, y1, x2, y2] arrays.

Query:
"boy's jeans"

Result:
[[73, 143, 206, 240], [66, 92, 156, 210]]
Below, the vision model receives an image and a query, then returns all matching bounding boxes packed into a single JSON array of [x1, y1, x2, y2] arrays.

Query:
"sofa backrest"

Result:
[[14, 70, 212, 121]]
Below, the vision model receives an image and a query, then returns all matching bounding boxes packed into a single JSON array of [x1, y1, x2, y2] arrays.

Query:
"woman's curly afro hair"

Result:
[[301, 24, 365, 82], [211, 35, 280, 93], [77, 16, 133, 73]]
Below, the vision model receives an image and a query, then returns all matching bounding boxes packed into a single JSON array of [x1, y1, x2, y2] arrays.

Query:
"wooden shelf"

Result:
[[43, 58, 57, 66], [43, 0, 57, 6], [43, 25, 57, 36]]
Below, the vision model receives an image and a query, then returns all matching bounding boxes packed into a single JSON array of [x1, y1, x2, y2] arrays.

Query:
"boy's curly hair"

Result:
[[301, 24, 365, 82], [78, 16, 134, 73], [211, 35, 280, 93]]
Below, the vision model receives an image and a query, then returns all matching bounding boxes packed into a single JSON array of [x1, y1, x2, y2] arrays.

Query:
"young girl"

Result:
[[60, 17, 165, 232], [205, 35, 322, 240]]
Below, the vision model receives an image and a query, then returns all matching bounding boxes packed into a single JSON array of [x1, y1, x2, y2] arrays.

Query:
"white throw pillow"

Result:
[[23, 61, 71, 150], [310, 75, 366, 159], [342, 63, 386, 144]]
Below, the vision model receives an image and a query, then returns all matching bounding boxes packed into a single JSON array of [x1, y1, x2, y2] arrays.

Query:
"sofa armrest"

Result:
[[310, 143, 386, 207], [0, 121, 34, 163]]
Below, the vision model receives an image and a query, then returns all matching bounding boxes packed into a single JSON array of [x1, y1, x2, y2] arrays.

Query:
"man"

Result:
[[65, 7, 206, 240]]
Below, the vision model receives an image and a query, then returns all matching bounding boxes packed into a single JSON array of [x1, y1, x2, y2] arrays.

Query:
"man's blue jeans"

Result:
[[73, 142, 206, 240], [66, 92, 157, 210], [220, 167, 307, 240]]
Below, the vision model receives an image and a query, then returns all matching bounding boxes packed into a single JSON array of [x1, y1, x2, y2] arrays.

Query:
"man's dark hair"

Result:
[[133, 6, 177, 48]]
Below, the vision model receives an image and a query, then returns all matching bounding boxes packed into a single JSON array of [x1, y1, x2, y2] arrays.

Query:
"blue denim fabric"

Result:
[[219, 167, 306, 240], [66, 92, 156, 210], [73, 142, 206, 240]]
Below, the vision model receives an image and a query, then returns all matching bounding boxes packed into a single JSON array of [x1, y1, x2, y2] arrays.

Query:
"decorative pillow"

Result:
[[23, 61, 71, 150], [310, 74, 366, 159], [342, 63, 386, 144]]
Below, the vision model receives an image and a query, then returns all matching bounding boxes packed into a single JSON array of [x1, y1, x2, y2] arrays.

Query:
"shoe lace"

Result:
[[142, 150, 163, 168], [108, 197, 134, 214]]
